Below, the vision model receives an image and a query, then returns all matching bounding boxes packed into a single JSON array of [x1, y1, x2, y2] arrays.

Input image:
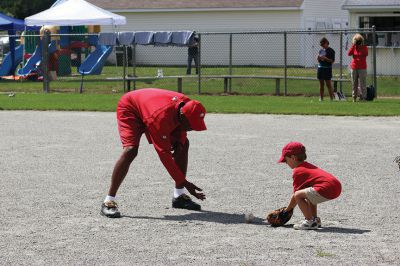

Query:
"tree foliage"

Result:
[[0, 0, 54, 19]]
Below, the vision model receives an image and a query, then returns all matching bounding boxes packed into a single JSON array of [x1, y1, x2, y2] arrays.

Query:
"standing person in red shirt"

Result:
[[348, 33, 368, 102], [278, 142, 342, 230], [101, 88, 207, 218]]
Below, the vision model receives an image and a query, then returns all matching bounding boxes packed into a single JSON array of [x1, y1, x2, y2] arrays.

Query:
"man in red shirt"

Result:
[[278, 142, 342, 230], [101, 88, 207, 218]]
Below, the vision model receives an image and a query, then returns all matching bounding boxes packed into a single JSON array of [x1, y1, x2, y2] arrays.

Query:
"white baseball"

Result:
[[244, 213, 255, 223]]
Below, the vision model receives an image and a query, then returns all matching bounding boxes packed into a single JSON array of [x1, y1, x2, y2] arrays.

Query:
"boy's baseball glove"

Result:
[[266, 207, 293, 227]]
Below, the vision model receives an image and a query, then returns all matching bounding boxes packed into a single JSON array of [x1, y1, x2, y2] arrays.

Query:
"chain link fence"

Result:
[[1, 28, 399, 97]]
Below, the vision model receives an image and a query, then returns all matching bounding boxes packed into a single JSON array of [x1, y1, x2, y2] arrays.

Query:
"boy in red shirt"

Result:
[[278, 142, 342, 230], [101, 88, 207, 218]]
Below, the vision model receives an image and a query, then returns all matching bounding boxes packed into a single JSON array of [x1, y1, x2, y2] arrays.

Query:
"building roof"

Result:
[[86, 0, 304, 11], [342, 0, 400, 11]]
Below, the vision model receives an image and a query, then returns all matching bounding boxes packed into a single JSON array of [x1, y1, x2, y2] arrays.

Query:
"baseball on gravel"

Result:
[[244, 213, 255, 223]]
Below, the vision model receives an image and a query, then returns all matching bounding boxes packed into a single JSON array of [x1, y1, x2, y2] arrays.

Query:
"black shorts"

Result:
[[317, 67, 332, 80]]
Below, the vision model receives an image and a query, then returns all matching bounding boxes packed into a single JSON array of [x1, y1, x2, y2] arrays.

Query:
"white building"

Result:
[[343, 0, 400, 75], [88, 0, 350, 67], [88, 0, 350, 32]]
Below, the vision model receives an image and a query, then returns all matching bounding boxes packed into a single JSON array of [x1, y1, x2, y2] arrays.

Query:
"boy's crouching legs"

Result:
[[294, 190, 313, 220]]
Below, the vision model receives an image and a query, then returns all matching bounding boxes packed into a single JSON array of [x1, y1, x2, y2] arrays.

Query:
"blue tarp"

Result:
[[154, 31, 172, 46], [134, 31, 154, 45], [109, 31, 195, 46], [118, 32, 135, 45], [172, 31, 194, 46], [98, 32, 117, 45]]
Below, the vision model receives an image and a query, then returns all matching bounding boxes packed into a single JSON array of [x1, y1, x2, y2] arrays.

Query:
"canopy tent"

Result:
[[0, 13, 38, 76], [24, 0, 126, 89], [0, 12, 32, 31], [24, 0, 126, 26]]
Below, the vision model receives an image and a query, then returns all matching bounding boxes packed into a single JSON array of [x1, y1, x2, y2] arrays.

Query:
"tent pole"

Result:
[[80, 72, 84, 93], [42, 29, 50, 93], [123, 45, 126, 92]]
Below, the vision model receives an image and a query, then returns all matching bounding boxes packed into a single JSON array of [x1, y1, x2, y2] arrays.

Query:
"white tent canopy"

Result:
[[25, 0, 126, 26]]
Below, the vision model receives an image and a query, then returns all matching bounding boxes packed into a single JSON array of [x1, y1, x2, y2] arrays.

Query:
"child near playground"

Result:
[[278, 142, 342, 230]]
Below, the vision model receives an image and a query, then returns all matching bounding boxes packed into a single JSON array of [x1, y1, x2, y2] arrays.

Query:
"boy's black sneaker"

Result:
[[172, 194, 201, 211], [101, 201, 121, 218]]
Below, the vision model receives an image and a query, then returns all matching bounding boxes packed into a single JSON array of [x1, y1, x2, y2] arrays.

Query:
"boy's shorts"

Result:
[[304, 187, 330, 205], [116, 102, 146, 148], [317, 67, 332, 80]]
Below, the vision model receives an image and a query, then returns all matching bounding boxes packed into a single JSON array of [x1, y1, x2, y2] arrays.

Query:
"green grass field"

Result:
[[0, 66, 399, 96], [1, 65, 399, 116], [1, 93, 399, 116]]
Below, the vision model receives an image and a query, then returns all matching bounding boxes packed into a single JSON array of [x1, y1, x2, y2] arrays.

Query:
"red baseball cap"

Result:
[[181, 100, 207, 131], [278, 142, 306, 163]]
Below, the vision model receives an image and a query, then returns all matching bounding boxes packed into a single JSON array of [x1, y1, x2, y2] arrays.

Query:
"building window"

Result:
[[359, 16, 400, 46]]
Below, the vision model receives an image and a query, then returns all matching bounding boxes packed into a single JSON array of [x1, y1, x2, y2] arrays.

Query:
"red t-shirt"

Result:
[[119, 88, 191, 186], [348, 44, 368, 70], [292, 162, 341, 199]]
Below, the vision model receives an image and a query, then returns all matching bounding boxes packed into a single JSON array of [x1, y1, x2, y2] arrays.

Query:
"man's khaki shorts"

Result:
[[304, 187, 329, 205]]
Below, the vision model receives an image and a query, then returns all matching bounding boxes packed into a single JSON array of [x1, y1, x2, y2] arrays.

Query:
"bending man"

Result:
[[101, 88, 207, 218]]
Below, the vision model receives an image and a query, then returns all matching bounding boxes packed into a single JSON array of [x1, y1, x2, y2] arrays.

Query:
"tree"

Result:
[[0, 0, 54, 19]]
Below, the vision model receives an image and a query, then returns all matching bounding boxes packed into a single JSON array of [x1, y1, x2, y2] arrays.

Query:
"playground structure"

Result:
[[1, 24, 112, 80], [0, 12, 38, 77], [16, 25, 110, 80], [0, 0, 126, 84], [59, 25, 112, 76], [77, 44, 112, 75], [17, 27, 59, 78], [0, 44, 23, 76], [17, 0, 126, 82]]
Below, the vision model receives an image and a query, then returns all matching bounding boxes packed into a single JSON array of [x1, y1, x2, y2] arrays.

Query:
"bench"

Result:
[[209, 75, 351, 95], [123, 75, 192, 93], [116, 75, 351, 95]]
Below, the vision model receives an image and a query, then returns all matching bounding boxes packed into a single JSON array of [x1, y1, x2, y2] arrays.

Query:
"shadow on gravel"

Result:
[[123, 210, 267, 225], [316, 227, 370, 234], [257, 224, 370, 234], [124, 211, 372, 233]]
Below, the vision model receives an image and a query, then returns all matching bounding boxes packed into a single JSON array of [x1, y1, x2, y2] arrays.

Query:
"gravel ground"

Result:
[[0, 111, 399, 265]]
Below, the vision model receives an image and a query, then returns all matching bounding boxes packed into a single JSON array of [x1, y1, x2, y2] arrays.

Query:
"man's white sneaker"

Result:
[[101, 200, 121, 218], [293, 219, 318, 230]]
